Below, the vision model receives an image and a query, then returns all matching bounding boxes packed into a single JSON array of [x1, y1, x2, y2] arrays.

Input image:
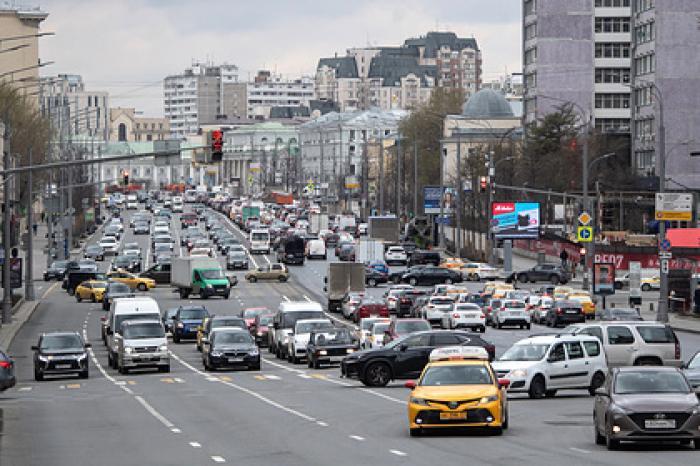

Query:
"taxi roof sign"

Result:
[[429, 346, 489, 362]]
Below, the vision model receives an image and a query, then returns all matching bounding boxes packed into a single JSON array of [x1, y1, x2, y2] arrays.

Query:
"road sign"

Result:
[[660, 259, 669, 274], [655, 193, 693, 221], [659, 252, 672, 260], [578, 212, 592, 226], [577, 226, 593, 242], [659, 238, 671, 252]]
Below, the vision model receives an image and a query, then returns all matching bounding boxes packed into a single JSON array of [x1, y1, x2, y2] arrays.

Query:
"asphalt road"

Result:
[[1, 206, 699, 466]]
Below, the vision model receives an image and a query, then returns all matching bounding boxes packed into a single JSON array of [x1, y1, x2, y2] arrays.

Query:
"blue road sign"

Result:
[[660, 239, 671, 252]]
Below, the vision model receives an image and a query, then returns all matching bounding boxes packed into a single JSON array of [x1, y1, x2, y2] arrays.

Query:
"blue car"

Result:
[[172, 306, 209, 343], [367, 261, 389, 274]]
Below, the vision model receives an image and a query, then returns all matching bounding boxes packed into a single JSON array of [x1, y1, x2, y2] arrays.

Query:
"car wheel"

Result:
[[525, 324, 531, 330], [249, 276, 257, 283], [279, 276, 287, 282], [80, 369, 89, 379], [550, 275, 560, 285], [362, 362, 391, 387], [588, 372, 606, 396], [34, 367, 44, 381], [517, 273, 528, 283], [409, 278, 418, 286], [544, 389, 557, 398], [594, 414, 606, 445], [307, 358, 314, 369], [43, 275, 49, 282], [528, 375, 546, 399], [173, 335, 180, 344], [368, 278, 377, 287], [606, 427, 620, 450], [137, 283, 147, 291], [502, 410, 509, 430], [392, 276, 401, 284], [76, 294, 82, 303], [641, 283, 651, 292], [91, 294, 97, 303], [313, 359, 320, 369]]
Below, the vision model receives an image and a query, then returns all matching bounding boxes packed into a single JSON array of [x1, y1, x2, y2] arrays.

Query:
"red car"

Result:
[[180, 213, 198, 228], [249, 312, 274, 347], [241, 307, 269, 329], [354, 298, 389, 323], [381, 318, 431, 345]]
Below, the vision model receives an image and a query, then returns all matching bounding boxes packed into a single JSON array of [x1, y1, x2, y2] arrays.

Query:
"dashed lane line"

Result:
[[390, 450, 407, 457], [211, 456, 226, 463]]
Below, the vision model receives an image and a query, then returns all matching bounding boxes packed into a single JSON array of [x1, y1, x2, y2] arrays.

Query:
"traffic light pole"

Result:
[[25, 149, 35, 301], [2, 120, 12, 324]]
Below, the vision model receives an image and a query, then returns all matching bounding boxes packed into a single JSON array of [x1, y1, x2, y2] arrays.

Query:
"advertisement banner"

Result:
[[491, 202, 540, 239], [593, 262, 616, 296], [0, 257, 22, 288], [423, 186, 454, 215]]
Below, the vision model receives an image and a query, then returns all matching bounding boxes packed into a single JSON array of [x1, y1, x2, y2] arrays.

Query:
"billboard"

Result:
[[423, 186, 454, 215], [593, 262, 616, 296], [491, 202, 540, 239]]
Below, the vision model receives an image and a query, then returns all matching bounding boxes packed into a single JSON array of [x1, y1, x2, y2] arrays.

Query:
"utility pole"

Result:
[[438, 142, 445, 249], [66, 148, 73, 257], [413, 139, 418, 217], [362, 136, 369, 218], [582, 120, 591, 291], [319, 129, 324, 200], [487, 151, 495, 266], [656, 85, 668, 323], [455, 134, 462, 256], [25, 149, 35, 301], [379, 133, 384, 214], [396, 134, 402, 217], [2, 119, 12, 323]]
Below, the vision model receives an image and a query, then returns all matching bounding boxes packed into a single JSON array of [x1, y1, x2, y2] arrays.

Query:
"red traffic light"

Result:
[[479, 176, 488, 191], [211, 129, 224, 162]]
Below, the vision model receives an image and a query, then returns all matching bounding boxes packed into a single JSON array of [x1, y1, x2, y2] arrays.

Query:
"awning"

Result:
[[667, 228, 700, 248]]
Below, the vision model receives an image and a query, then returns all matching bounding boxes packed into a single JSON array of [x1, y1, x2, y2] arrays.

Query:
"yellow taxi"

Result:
[[75, 280, 108, 303], [553, 286, 574, 300], [641, 276, 660, 291], [482, 281, 513, 298], [105, 269, 156, 291], [405, 346, 509, 437], [440, 258, 464, 270], [567, 292, 596, 318]]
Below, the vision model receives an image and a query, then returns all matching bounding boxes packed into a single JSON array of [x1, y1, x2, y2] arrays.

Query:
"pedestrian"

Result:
[[559, 249, 569, 268], [694, 284, 700, 315], [40, 211, 45, 223], [32, 223, 38, 236]]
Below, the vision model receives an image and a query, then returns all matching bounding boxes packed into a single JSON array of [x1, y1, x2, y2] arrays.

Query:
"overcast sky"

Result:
[[38, 0, 522, 116]]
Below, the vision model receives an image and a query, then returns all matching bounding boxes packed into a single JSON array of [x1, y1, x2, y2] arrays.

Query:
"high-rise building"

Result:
[[522, 0, 632, 135], [247, 71, 315, 120], [39, 74, 110, 140], [0, 4, 48, 96], [163, 62, 246, 139], [316, 32, 481, 112], [630, 0, 700, 188]]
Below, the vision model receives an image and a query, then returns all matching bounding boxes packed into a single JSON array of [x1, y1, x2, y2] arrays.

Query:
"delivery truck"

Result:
[[171, 256, 231, 299], [324, 263, 365, 312]]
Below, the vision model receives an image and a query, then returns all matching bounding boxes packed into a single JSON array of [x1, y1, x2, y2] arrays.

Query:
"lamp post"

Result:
[[488, 155, 515, 266], [584, 152, 616, 290]]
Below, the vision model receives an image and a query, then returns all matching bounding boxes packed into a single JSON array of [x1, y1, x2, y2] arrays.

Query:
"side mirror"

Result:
[[498, 378, 510, 388], [404, 381, 416, 390], [31, 345, 38, 351], [84, 343, 92, 348], [594, 388, 608, 397]]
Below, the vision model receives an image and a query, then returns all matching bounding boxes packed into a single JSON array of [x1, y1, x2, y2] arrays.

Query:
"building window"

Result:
[[524, 0, 536, 16], [634, 53, 655, 75], [147, 134, 153, 141], [595, 0, 630, 7], [524, 47, 537, 65], [595, 68, 630, 83], [634, 86, 653, 107], [524, 22, 537, 40], [595, 118, 630, 133], [595, 42, 630, 58], [594, 17, 630, 33], [145, 168, 151, 176], [118, 123, 127, 142], [634, 118, 656, 141], [634, 21, 655, 44], [634, 0, 654, 12], [635, 150, 655, 173], [594, 93, 630, 109]]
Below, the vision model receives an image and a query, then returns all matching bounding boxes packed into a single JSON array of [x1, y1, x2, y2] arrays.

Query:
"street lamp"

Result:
[[488, 155, 515, 266]]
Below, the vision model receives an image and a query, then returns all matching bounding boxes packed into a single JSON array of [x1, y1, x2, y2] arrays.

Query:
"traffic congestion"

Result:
[[2, 187, 700, 465]]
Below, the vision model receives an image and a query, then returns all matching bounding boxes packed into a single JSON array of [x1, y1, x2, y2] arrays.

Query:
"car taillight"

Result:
[[0, 361, 11, 368], [453, 313, 460, 318], [556, 308, 563, 315]]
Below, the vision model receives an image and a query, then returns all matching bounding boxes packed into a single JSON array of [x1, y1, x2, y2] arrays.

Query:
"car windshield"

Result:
[[688, 353, 700, 369], [212, 319, 246, 329], [252, 233, 268, 241], [214, 332, 253, 345], [108, 282, 131, 293], [610, 309, 641, 319], [86, 246, 102, 252], [296, 321, 333, 334], [155, 244, 170, 251], [614, 371, 690, 394], [91, 281, 107, 289], [258, 315, 273, 326], [242, 309, 265, 319], [456, 304, 481, 311], [499, 344, 550, 362], [314, 329, 353, 345], [504, 301, 526, 308], [229, 252, 246, 259], [430, 298, 454, 305], [200, 269, 224, 279], [51, 261, 69, 268], [395, 321, 430, 334], [115, 257, 131, 264], [372, 323, 390, 335], [282, 311, 325, 328], [361, 319, 386, 331], [421, 365, 494, 386], [179, 308, 207, 320], [123, 323, 165, 339], [40, 334, 83, 350]]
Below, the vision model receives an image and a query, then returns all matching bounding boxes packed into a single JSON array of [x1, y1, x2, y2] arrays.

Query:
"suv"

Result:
[[568, 321, 681, 367], [117, 320, 169, 374], [407, 250, 441, 267], [491, 334, 607, 399], [491, 299, 531, 329], [507, 264, 570, 285]]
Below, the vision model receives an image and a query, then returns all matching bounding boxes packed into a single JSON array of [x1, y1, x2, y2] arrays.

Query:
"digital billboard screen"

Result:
[[491, 202, 540, 239]]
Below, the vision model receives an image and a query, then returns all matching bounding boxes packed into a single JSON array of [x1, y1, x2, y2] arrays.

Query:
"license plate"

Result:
[[228, 357, 243, 363], [439, 412, 467, 420], [645, 419, 675, 429], [55, 364, 72, 369], [565, 310, 577, 314]]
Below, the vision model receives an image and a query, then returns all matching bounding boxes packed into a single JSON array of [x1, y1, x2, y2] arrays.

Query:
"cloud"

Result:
[[38, 0, 521, 116]]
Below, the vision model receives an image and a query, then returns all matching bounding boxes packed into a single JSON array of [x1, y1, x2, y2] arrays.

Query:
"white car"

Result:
[[491, 299, 531, 329], [384, 285, 414, 313], [189, 247, 213, 257], [491, 334, 607, 399], [528, 296, 553, 324], [286, 319, 333, 364], [99, 236, 119, 254], [357, 317, 390, 349], [109, 219, 124, 233], [367, 321, 390, 348], [384, 246, 408, 265], [153, 222, 169, 235], [460, 262, 501, 281], [420, 295, 456, 325], [441, 302, 486, 332]]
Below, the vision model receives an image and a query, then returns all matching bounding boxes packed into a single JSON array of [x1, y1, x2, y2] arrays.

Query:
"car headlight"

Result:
[[177, 322, 184, 328], [77, 353, 87, 360], [248, 348, 259, 356], [409, 397, 429, 406], [318, 350, 328, 356], [206, 284, 213, 289], [510, 369, 528, 378], [346, 348, 355, 354], [158, 344, 168, 352], [257, 331, 263, 336], [38, 355, 49, 362], [125, 347, 134, 354], [480, 395, 499, 404], [211, 351, 222, 357]]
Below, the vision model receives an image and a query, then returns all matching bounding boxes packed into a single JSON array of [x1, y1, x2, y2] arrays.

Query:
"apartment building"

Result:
[[247, 70, 315, 120]]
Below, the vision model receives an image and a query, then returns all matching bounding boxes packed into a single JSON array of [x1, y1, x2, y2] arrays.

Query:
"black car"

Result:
[[102, 282, 135, 311], [133, 222, 150, 235], [198, 315, 247, 351], [202, 328, 260, 371], [140, 263, 171, 284], [340, 330, 494, 387], [32, 332, 90, 381], [306, 328, 359, 369], [401, 266, 462, 286], [544, 300, 585, 327], [44, 260, 69, 281], [507, 264, 570, 285], [219, 237, 240, 254], [226, 250, 249, 270], [396, 289, 429, 318], [407, 250, 441, 267], [365, 267, 388, 287], [111, 255, 139, 273], [84, 245, 105, 261], [388, 265, 426, 284]]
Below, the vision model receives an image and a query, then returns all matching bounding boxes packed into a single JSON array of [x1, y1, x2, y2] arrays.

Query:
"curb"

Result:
[[0, 299, 41, 350]]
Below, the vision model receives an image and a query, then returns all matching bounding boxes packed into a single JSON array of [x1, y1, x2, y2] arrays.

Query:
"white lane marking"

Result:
[[189, 442, 202, 448], [390, 450, 407, 457], [211, 456, 226, 463], [570, 447, 591, 454], [134, 395, 175, 429], [262, 254, 271, 265], [316, 421, 329, 427], [122, 387, 134, 395], [18, 387, 32, 392], [265, 374, 281, 380], [171, 427, 181, 434], [349, 435, 365, 441], [170, 351, 319, 423]]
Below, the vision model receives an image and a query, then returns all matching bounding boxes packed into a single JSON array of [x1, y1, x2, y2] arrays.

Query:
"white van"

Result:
[[117, 319, 169, 374], [172, 196, 184, 213], [491, 334, 607, 398], [268, 301, 325, 359], [105, 297, 161, 369], [306, 239, 327, 260], [249, 229, 271, 254], [126, 194, 138, 210]]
